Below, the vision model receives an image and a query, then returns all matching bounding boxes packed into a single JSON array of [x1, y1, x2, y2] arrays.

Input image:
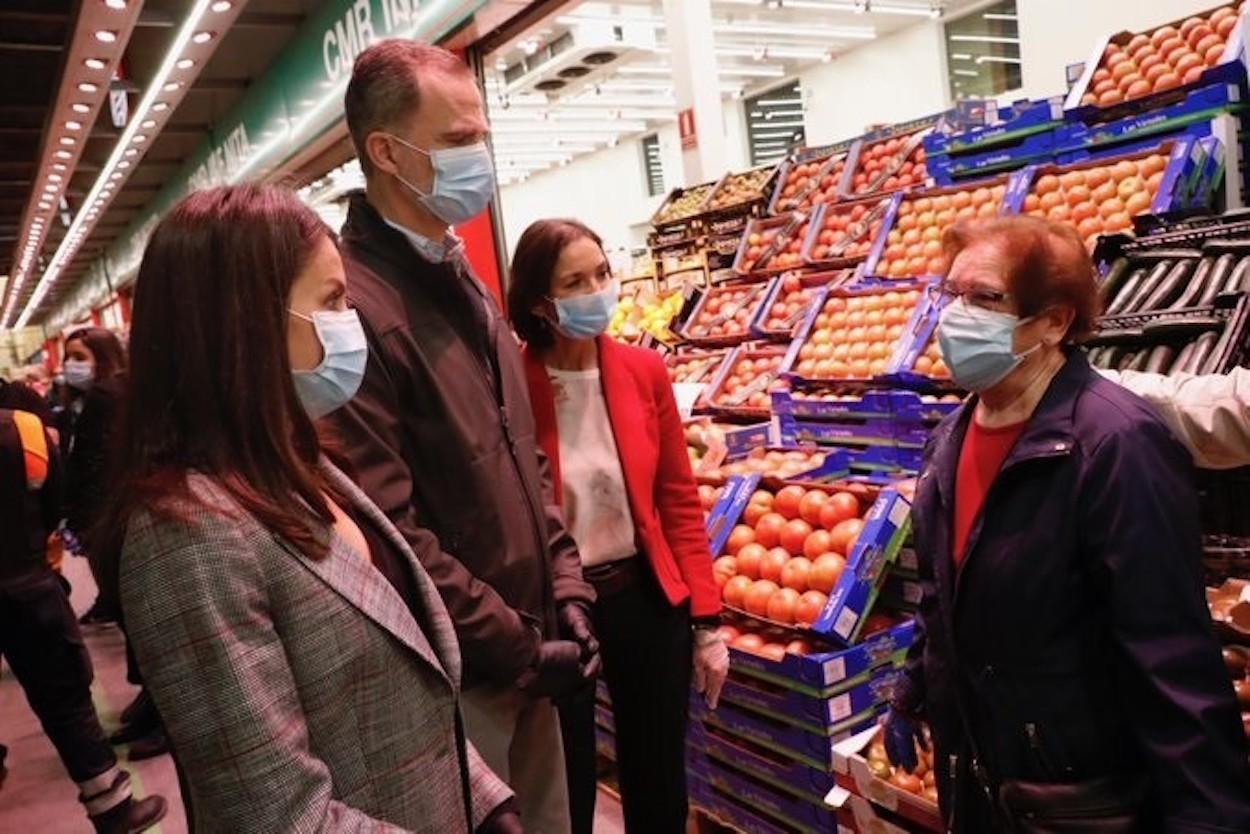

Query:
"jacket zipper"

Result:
[[1025, 722, 1060, 780]]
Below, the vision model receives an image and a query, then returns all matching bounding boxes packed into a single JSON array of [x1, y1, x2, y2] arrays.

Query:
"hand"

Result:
[[517, 640, 584, 698], [692, 628, 729, 709], [883, 708, 928, 774], [558, 602, 602, 680], [478, 808, 523, 834]]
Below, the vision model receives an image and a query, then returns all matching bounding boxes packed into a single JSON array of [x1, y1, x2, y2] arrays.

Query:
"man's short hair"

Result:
[[344, 40, 472, 177]]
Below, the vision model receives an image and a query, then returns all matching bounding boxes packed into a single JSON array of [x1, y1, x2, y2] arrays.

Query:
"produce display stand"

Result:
[[749, 269, 852, 341], [801, 196, 895, 269], [924, 97, 1066, 185], [769, 140, 857, 215]]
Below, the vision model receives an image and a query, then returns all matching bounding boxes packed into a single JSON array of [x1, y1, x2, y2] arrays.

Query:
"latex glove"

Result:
[[692, 628, 729, 709], [558, 602, 602, 680], [883, 709, 928, 774], [517, 640, 585, 699]]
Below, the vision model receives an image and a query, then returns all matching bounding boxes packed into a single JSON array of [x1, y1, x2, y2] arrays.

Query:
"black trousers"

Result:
[[0, 569, 117, 784], [560, 561, 693, 834]]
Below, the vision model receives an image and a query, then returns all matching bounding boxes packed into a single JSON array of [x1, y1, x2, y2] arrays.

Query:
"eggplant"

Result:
[[1204, 321, 1235, 375], [1142, 316, 1223, 340], [1128, 350, 1153, 372], [1170, 339, 1198, 375], [1086, 346, 1107, 367], [1143, 344, 1177, 374], [1104, 268, 1148, 316], [1198, 254, 1237, 307], [1139, 260, 1194, 311], [1222, 257, 1250, 295], [1134, 248, 1203, 260], [1121, 260, 1173, 314], [1170, 256, 1216, 310], [1102, 346, 1127, 369], [1201, 239, 1250, 254], [1184, 331, 1220, 374], [1098, 258, 1132, 306], [1116, 350, 1139, 371]]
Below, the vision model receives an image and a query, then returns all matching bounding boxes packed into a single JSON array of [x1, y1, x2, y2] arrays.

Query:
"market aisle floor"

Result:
[[1, 557, 627, 833]]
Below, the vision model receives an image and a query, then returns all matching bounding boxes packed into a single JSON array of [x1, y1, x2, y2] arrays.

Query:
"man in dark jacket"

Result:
[[332, 40, 597, 832], [0, 407, 167, 833]]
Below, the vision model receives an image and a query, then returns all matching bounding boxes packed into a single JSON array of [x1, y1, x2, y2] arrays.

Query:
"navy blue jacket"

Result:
[[899, 351, 1250, 832]]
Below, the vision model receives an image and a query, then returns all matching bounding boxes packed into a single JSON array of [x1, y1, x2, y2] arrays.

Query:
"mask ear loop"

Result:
[[388, 134, 437, 199]]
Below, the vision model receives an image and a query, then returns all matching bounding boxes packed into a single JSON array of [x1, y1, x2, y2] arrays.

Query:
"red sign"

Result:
[[679, 107, 698, 150]]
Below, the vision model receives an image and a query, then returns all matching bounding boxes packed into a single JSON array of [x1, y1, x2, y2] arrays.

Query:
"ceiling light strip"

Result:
[[0, 0, 144, 324], [13, 0, 243, 327]]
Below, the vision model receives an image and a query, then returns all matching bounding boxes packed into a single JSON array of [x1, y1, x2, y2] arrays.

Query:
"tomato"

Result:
[[698, 484, 719, 511], [774, 485, 806, 520], [798, 489, 829, 526], [766, 587, 801, 624], [745, 579, 780, 616], [862, 611, 896, 636], [795, 590, 829, 626], [892, 772, 925, 795], [743, 501, 769, 526], [780, 556, 812, 592], [803, 529, 835, 560], [785, 639, 813, 656], [820, 492, 860, 529], [712, 556, 737, 588], [831, 518, 866, 555], [780, 519, 814, 556], [759, 547, 790, 584], [736, 543, 768, 580], [759, 643, 787, 662], [723, 575, 753, 608], [716, 624, 740, 643], [754, 512, 787, 549], [809, 553, 847, 594], [726, 524, 755, 556], [731, 632, 764, 652]]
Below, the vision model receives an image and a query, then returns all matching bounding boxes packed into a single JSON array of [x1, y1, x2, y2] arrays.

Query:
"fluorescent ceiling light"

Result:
[[715, 45, 830, 60], [757, 98, 802, 107], [953, 68, 979, 77], [976, 55, 1021, 65], [71, 103, 90, 113], [78, 82, 98, 93], [715, 22, 874, 39], [983, 12, 1017, 21], [84, 58, 106, 70], [95, 30, 118, 43], [951, 52, 972, 60], [718, 65, 786, 78], [750, 119, 804, 128], [496, 120, 647, 134], [949, 34, 1019, 44]]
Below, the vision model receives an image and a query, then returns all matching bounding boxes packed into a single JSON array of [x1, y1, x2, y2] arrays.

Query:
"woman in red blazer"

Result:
[[508, 219, 727, 834]]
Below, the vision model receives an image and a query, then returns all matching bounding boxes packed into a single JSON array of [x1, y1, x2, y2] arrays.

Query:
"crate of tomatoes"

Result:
[[714, 482, 912, 645], [769, 142, 855, 215], [784, 284, 930, 384], [803, 196, 895, 269], [702, 344, 791, 418], [862, 175, 1018, 281], [680, 281, 773, 346], [732, 213, 813, 276], [843, 128, 933, 199], [1067, 3, 1247, 113], [750, 270, 852, 340], [833, 725, 943, 831]]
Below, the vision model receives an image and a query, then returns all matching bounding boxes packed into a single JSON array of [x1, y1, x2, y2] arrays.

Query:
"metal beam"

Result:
[[0, 41, 64, 53], [0, 10, 70, 25], [191, 78, 250, 92], [234, 12, 307, 28]]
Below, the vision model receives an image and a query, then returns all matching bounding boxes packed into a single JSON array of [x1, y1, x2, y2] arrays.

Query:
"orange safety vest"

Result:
[[11, 409, 49, 490]]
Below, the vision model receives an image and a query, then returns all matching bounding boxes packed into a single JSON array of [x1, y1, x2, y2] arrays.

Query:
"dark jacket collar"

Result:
[[929, 349, 1089, 508], [341, 190, 461, 276]]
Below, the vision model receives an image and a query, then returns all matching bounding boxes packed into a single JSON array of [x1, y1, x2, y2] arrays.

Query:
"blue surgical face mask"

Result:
[[63, 359, 94, 391], [288, 308, 369, 419], [937, 297, 1041, 392], [550, 284, 618, 340], [389, 136, 496, 226]]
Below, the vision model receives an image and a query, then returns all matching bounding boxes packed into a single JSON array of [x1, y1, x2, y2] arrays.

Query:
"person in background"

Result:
[[331, 41, 596, 832], [507, 219, 728, 834], [0, 405, 167, 833], [101, 184, 521, 834], [62, 326, 126, 626], [884, 216, 1250, 832], [1102, 366, 1250, 470]]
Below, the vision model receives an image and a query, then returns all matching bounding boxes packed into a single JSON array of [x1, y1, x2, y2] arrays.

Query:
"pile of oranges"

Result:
[[775, 153, 848, 213], [742, 220, 809, 273], [809, 199, 890, 263], [1022, 154, 1168, 248], [851, 134, 929, 196], [793, 289, 924, 380], [876, 185, 1006, 279], [1079, 6, 1240, 107]]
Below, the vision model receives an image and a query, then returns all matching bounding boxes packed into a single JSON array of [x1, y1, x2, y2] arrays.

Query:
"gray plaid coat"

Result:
[[120, 460, 514, 833]]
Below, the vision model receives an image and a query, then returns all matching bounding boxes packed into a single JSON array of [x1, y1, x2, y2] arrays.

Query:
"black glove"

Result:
[[883, 708, 928, 774], [558, 602, 602, 680], [477, 802, 523, 834], [517, 640, 584, 698]]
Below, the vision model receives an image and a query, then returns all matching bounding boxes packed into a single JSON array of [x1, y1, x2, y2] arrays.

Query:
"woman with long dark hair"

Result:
[[101, 184, 519, 833], [507, 218, 727, 834], [63, 326, 127, 626]]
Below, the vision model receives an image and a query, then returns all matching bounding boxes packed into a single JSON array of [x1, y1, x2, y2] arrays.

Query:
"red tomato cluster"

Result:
[[667, 350, 730, 385], [1023, 154, 1168, 249], [776, 153, 848, 213], [879, 186, 1006, 279], [716, 624, 813, 662], [714, 448, 828, 481], [761, 274, 817, 333], [794, 289, 923, 380], [712, 350, 788, 410], [687, 286, 768, 340], [851, 134, 928, 196], [716, 486, 869, 626], [744, 220, 809, 272], [1080, 7, 1238, 108], [810, 198, 890, 262]]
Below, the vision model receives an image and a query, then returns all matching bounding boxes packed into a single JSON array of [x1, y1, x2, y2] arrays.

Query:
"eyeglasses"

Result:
[[928, 282, 1014, 312]]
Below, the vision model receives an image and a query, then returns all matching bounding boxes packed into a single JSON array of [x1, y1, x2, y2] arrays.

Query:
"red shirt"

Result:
[[953, 418, 1027, 567]]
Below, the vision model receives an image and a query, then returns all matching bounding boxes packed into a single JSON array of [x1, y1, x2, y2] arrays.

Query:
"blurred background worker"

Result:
[[0, 406, 166, 834]]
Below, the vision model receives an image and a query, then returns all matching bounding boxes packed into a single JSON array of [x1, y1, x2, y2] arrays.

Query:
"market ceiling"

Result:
[[0, 0, 323, 330]]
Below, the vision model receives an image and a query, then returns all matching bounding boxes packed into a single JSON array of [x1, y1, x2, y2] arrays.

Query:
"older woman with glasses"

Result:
[[884, 216, 1250, 833]]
